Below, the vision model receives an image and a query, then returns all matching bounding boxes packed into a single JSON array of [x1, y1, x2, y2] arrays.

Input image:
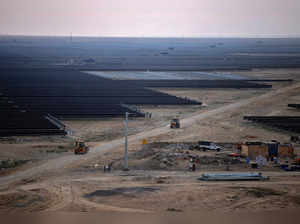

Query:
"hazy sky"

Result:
[[1, 0, 299, 37]]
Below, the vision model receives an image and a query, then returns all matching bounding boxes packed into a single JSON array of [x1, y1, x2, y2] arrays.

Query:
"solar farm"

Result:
[[0, 69, 280, 136], [1, 37, 300, 214]]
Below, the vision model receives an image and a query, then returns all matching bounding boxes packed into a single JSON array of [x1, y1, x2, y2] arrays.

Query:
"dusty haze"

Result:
[[0, 0, 300, 37]]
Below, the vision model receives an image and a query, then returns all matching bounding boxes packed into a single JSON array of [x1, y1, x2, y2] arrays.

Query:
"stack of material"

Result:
[[199, 172, 269, 181]]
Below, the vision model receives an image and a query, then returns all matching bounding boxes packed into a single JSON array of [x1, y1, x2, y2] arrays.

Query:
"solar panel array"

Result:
[[0, 96, 66, 136], [0, 69, 275, 136], [288, 104, 300, 109], [0, 69, 201, 119], [244, 116, 300, 133], [118, 80, 272, 88]]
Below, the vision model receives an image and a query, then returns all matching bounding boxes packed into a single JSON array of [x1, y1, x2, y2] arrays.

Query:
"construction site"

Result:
[[0, 36, 300, 219], [0, 66, 300, 215]]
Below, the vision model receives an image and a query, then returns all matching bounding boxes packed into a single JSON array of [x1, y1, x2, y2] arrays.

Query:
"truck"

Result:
[[198, 141, 222, 152]]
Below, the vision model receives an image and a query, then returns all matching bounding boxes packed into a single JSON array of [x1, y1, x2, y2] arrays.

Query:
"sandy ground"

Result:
[[0, 68, 300, 214], [1, 170, 300, 214]]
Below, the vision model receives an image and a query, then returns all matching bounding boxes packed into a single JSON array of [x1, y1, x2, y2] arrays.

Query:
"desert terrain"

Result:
[[0, 68, 300, 214]]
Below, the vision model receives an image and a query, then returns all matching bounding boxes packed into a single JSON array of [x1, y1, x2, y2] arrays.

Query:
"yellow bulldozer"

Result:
[[170, 118, 180, 129], [74, 140, 89, 155]]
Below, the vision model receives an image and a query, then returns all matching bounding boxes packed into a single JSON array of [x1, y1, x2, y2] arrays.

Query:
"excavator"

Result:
[[74, 140, 89, 155], [170, 118, 180, 129]]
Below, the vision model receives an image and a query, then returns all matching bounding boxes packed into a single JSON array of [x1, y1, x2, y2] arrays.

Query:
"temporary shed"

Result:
[[240, 142, 294, 160], [278, 144, 294, 158], [241, 142, 268, 160]]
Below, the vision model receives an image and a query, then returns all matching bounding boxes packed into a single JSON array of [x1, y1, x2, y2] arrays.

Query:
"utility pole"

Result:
[[123, 112, 129, 171]]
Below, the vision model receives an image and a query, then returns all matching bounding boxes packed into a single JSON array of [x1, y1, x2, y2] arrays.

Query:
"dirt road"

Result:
[[1, 82, 300, 187]]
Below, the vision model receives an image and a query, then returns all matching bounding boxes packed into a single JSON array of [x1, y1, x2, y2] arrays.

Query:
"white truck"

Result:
[[198, 141, 222, 152]]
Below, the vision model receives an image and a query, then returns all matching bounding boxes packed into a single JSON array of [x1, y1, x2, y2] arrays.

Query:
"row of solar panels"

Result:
[[244, 116, 300, 133]]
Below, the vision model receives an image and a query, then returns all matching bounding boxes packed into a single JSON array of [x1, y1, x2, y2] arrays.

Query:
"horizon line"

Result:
[[1, 34, 300, 39]]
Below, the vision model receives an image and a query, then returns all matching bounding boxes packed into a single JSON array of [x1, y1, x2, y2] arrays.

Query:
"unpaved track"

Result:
[[1, 82, 300, 187]]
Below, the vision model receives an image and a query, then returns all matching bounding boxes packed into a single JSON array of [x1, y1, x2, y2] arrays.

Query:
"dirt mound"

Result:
[[133, 142, 191, 159], [231, 187, 285, 198], [0, 188, 52, 212], [111, 142, 243, 171], [0, 159, 30, 169], [197, 155, 242, 166]]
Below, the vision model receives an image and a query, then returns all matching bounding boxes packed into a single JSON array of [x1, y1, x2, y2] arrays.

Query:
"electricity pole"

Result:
[[124, 112, 129, 171]]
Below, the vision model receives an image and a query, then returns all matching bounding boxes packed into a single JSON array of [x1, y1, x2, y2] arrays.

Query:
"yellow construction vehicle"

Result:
[[170, 118, 180, 129], [74, 140, 89, 155]]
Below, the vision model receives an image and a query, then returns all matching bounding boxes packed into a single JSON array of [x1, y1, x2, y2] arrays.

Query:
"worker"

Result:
[[246, 157, 250, 165], [192, 163, 196, 172], [103, 164, 111, 172], [189, 158, 196, 172]]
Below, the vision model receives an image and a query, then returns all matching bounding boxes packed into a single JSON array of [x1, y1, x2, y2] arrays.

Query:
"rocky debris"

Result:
[[146, 144, 241, 167], [196, 155, 243, 166], [230, 186, 286, 198], [0, 189, 51, 212], [45, 147, 69, 154], [165, 143, 191, 151], [33, 144, 71, 154], [132, 175, 153, 182], [167, 208, 183, 212], [124, 142, 243, 170], [0, 159, 29, 170], [155, 176, 170, 184], [19, 177, 41, 185], [159, 162, 168, 169], [140, 141, 226, 152]]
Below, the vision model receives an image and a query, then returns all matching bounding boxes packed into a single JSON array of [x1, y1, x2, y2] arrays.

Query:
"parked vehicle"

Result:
[[74, 141, 89, 155], [198, 141, 222, 151], [170, 118, 180, 129]]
